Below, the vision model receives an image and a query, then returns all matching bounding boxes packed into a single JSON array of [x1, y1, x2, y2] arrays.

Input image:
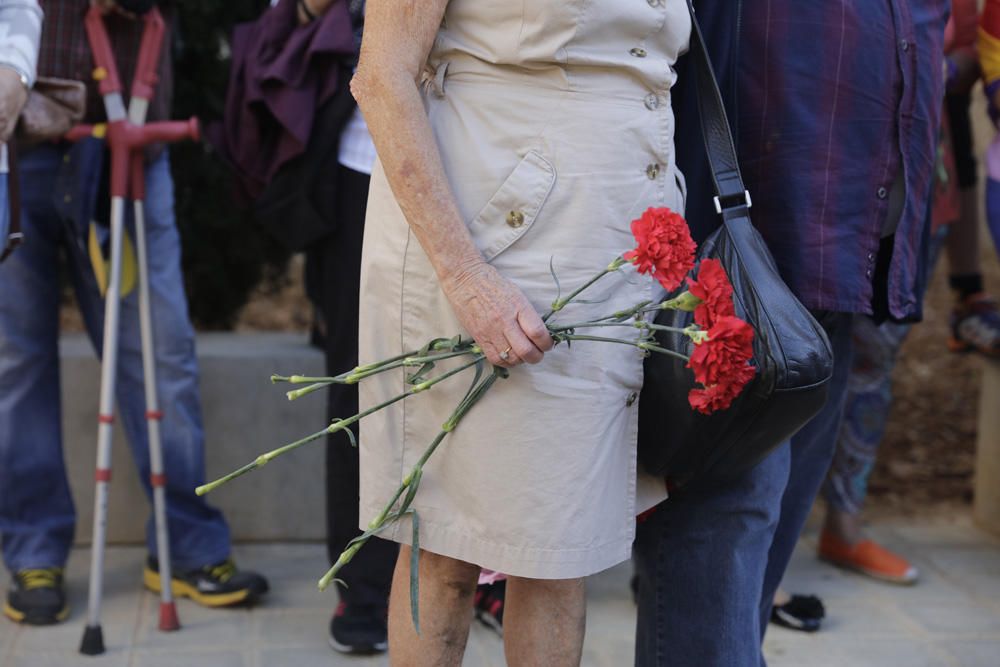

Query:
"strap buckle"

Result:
[[713, 190, 753, 214]]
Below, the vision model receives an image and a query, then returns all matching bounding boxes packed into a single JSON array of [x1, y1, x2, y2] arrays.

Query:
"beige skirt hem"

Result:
[[359, 504, 634, 580]]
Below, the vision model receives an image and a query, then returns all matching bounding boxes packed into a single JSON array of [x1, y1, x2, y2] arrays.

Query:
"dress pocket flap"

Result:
[[468, 150, 556, 262]]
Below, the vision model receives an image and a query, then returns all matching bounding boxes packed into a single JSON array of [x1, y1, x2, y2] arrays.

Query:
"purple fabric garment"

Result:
[[734, 0, 949, 320], [215, 0, 355, 200]]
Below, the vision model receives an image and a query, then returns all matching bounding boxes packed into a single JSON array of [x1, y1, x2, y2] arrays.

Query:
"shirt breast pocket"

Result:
[[467, 150, 556, 263]]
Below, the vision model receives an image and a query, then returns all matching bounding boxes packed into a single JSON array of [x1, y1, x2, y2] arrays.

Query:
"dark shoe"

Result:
[[473, 580, 505, 636], [949, 292, 1000, 357], [3, 568, 70, 625], [143, 556, 268, 608], [770, 594, 825, 633], [328, 601, 388, 654]]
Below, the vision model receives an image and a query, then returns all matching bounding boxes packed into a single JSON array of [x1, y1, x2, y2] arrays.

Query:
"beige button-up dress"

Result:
[[358, 0, 691, 579]]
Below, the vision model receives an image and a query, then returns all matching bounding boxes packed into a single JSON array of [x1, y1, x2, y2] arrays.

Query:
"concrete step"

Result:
[[60, 333, 327, 544]]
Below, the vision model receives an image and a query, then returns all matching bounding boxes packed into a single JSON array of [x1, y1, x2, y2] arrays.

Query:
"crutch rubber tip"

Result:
[[79, 624, 105, 655], [158, 601, 180, 632]]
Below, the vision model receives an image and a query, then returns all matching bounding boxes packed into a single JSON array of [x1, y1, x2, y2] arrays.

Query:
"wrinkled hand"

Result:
[[442, 261, 554, 367], [0, 68, 28, 142]]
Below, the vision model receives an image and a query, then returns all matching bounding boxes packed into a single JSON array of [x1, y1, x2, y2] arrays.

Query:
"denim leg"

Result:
[[821, 316, 911, 514], [758, 313, 856, 642], [0, 147, 76, 572], [68, 151, 230, 570], [633, 447, 788, 667]]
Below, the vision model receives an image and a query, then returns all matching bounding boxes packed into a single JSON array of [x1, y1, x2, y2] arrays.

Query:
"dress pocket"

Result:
[[467, 150, 556, 262]]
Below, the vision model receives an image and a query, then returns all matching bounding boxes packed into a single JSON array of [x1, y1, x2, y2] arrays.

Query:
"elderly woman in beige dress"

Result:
[[353, 0, 691, 663]]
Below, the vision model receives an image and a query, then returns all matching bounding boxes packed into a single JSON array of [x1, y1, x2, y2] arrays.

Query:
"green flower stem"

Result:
[[317, 369, 504, 594], [195, 356, 486, 497], [402, 347, 479, 367], [353, 348, 422, 373], [641, 322, 703, 337], [343, 345, 479, 384], [554, 333, 691, 363], [637, 342, 692, 363], [548, 321, 637, 332], [640, 291, 702, 315], [286, 382, 333, 401], [543, 256, 628, 322], [272, 347, 421, 385]]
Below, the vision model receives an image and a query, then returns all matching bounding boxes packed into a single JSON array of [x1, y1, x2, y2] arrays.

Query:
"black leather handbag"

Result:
[[637, 5, 834, 488]]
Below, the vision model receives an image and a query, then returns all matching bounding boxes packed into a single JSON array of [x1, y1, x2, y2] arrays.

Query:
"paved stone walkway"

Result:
[[1, 515, 998, 666]]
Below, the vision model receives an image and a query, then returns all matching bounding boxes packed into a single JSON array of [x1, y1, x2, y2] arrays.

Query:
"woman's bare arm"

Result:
[[353, 0, 553, 367]]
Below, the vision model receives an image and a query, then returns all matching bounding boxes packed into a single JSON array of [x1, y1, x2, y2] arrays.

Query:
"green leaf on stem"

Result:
[[330, 419, 357, 448], [409, 511, 421, 635]]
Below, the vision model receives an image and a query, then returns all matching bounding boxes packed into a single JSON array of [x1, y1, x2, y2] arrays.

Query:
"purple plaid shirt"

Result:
[[735, 1, 949, 321], [37, 0, 172, 123]]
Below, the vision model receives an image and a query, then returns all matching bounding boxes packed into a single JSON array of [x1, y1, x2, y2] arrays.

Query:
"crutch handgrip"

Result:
[[132, 8, 166, 103], [84, 6, 122, 97], [142, 118, 200, 145]]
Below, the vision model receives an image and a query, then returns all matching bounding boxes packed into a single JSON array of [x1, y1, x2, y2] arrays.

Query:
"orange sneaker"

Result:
[[817, 530, 919, 585]]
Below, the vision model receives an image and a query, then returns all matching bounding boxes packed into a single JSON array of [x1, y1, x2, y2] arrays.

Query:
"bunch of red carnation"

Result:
[[626, 209, 755, 414]]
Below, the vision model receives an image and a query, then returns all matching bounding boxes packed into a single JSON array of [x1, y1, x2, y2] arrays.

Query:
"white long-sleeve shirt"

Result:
[[0, 0, 42, 86]]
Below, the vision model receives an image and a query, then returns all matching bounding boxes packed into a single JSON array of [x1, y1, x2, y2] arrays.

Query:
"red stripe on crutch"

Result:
[[145, 410, 163, 421], [95, 468, 112, 482], [98, 414, 114, 424], [150, 473, 167, 488]]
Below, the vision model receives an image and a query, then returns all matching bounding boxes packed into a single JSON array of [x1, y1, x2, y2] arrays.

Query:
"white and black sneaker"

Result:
[[143, 556, 268, 608]]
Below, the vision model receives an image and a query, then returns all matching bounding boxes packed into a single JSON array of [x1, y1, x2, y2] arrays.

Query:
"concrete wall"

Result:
[[60, 333, 328, 544], [975, 358, 1000, 537]]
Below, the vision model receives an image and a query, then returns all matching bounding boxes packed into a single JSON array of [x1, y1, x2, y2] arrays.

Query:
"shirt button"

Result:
[[647, 0, 663, 6], [506, 210, 525, 228], [626, 392, 638, 407], [866, 269, 873, 278], [644, 93, 660, 110], [867, 253, 875, 262], [646, 163, 660, 180], [877, 187, 888, 200], [900, 39, 910, 52], [630, 47, 648, 58]]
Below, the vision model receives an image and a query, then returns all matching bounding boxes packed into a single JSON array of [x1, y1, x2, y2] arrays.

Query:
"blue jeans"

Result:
[[0, 144, 230, 572], [634, 313, 855, 667]]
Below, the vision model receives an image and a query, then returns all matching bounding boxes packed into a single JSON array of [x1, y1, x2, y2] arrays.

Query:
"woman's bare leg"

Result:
[[503, 576, 586, 667], [388, 546, 480, 667]]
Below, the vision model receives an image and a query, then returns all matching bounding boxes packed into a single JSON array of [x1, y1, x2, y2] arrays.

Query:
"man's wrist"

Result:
[[0, 63, 31, 90]]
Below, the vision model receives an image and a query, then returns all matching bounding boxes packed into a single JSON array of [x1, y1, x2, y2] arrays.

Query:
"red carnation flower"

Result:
[[686, 315, 756, 414], [624, 207, 696, 292], [688, 378, 753, 414], [687, 258, 736, 328]]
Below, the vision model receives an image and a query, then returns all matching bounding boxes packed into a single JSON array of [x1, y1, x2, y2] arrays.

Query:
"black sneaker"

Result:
[[473, 580, 505, 636], [3, 568, 70, 625], [328, 601, 388, 654], [143, 556, 268, 608]]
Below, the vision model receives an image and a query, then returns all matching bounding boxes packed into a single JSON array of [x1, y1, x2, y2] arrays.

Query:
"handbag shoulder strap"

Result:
[[685, 1, 751, 216]]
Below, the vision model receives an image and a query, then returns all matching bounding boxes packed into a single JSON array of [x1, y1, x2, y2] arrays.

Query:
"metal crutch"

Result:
[[74, 5, 199, 655]]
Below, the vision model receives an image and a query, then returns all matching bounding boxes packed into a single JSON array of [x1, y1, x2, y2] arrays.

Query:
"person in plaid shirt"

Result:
[[0, 0, 268, 626], [634, 1, 949, 664]]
